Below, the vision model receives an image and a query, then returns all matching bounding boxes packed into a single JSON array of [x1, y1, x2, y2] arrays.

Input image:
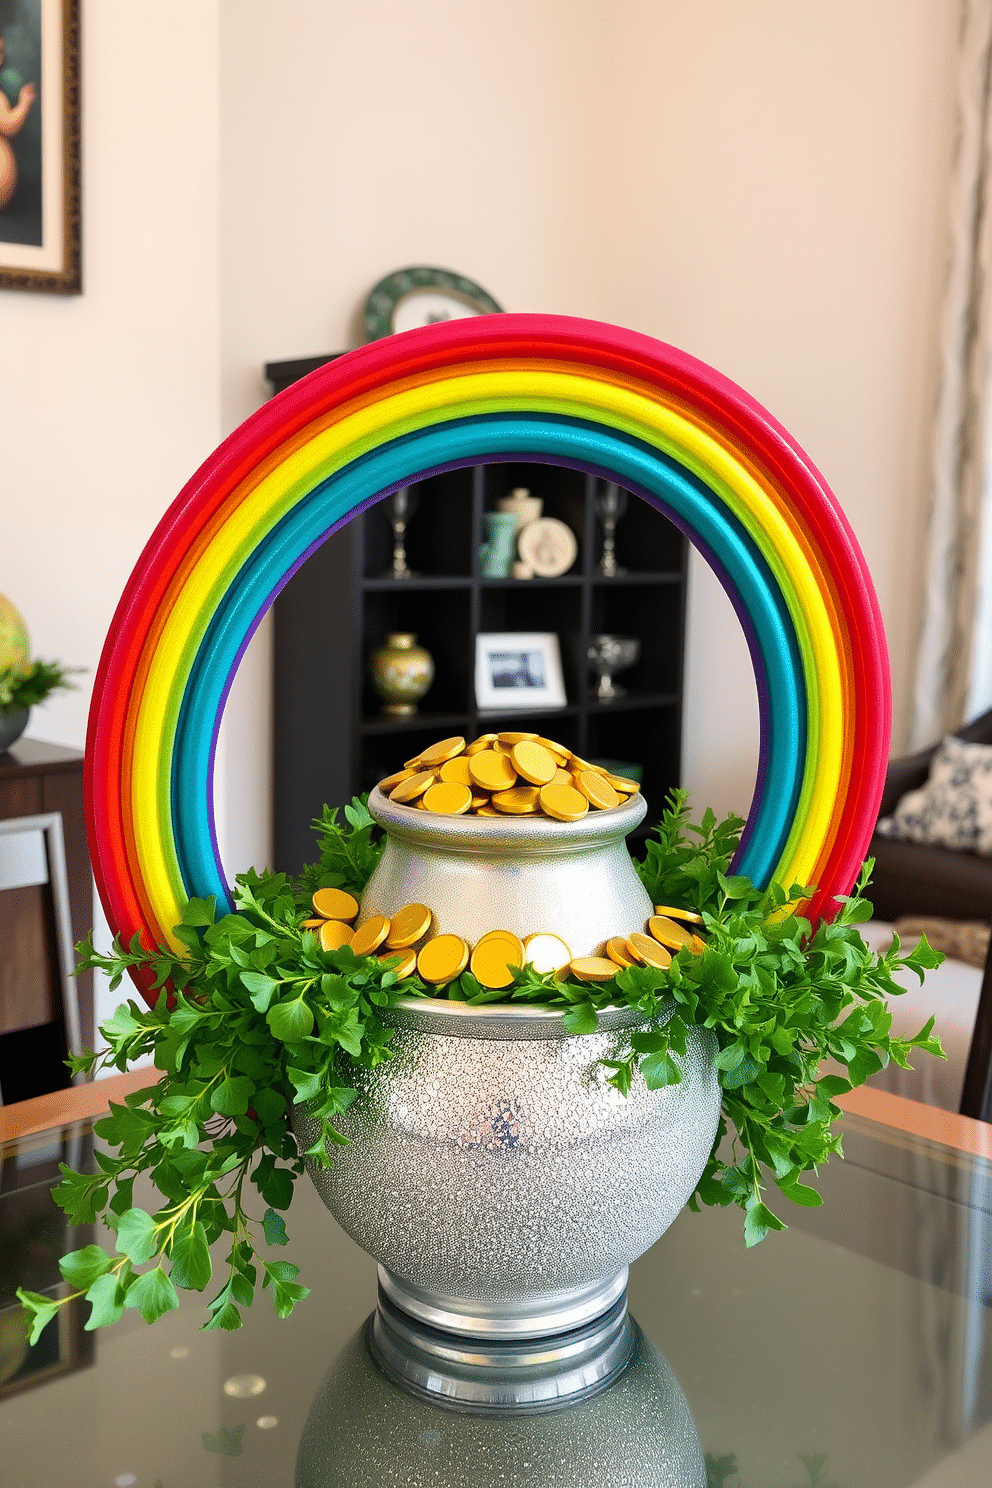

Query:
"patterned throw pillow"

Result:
[[876, 735, 992, 856]]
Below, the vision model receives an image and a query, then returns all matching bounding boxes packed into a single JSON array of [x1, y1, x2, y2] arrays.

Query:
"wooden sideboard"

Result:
[[0, 739, 93, 1100]]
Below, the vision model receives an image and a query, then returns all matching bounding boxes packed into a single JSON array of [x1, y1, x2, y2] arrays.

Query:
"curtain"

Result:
[[911, 0, 992, 749]]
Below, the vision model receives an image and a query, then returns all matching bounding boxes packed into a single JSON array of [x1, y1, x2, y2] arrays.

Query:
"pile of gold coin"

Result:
[[303, 891, 705, 993], [573, 906, 706, 982], [376, 733, 641, 821]]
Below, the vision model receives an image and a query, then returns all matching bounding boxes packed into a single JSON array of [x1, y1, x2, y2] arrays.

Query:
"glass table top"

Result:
[[1, 1107, 990, 1487]]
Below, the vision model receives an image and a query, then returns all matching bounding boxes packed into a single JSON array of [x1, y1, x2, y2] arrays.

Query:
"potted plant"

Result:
[[0, 591, 76, 751], [15, 783, 943, 1349]]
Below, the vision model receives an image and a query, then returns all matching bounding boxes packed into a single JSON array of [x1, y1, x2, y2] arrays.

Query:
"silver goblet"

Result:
[[593, 482, 629, 576], [382, 486, 419, 579], [588, 633, 640, 700]]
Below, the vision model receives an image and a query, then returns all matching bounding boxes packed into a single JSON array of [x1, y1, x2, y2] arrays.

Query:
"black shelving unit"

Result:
[[267, 355, 690, 872]]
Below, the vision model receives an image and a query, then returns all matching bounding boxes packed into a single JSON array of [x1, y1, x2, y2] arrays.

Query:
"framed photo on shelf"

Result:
[[475, 632, 566, 712], [0, 0, 80, 294]]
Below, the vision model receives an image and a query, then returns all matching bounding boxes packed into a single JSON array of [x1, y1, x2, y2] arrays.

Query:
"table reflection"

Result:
[[297, 1315, 704, 1488], [2, 1109, 992, 1486]]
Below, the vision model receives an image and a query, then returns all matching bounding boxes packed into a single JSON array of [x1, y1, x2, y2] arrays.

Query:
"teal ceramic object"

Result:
[[479, 511, 519, 577]]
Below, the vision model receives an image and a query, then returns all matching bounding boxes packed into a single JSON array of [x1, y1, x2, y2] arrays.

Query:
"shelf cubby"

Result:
[[267, 355, 689, 872]]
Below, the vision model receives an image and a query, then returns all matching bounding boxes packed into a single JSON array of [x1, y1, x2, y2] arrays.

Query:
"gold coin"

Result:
[[569, 956, 619, 983], [403, 754, 424, 770], [648, 915, 694, 951], [319, 919, 354, 952], [551, 768, 573, 787], [568, 754, 597, 773], [492, 785, 542, 814], [470, 933, 523, 988], [523, 932, 572, 974], [493, 740, 516, 756], [469, 749, 518, 792], [385, 903, 433, 948], [511, 739, 557, 786], [626, 933, 672, 970], [606, 773, 641, 793], [439, 755, 474, 786], [475, 804, 500, 815], [653, 905, 704, 924], [377, 947, 417, 978], [417, 934, 470, 984], [575, 770, 621, 811], [476, 928, 525, 958], [423, 781, 473, 815], [535, 735, 570, 759], [300, 918, 324, 930], [497, 731, 539, 744], [418, 736, 467, 768], [539, 783, 589, 822], [351, 914, 391, 956], [378, 767, 417, 792], [312, 886, 359, 921], [606, 936, 636, 968], [390, 770, 436, 803], [470, 792, 490, 809], [464, 733, 498, 755]]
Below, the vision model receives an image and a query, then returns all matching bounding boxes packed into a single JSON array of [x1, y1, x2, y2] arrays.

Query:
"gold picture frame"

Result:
[[0, 0, 80, 294]]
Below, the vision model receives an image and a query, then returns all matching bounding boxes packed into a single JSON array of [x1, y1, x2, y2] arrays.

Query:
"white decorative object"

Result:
[[517, 517, 578, 578], [497, 486, 543, 533], [474, 631, 566, 710]]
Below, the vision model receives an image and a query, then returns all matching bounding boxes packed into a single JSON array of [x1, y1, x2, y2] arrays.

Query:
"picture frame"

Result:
[[475, 632, 567, 712], [364, 266, 501, 342], [0, 0, 80, 295]]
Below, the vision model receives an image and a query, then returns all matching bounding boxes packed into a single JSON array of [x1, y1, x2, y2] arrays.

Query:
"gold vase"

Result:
[[368, 632, 434, 716]]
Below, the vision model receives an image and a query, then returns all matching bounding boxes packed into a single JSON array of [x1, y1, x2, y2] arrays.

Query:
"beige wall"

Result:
[[0, 0, 959, 881], [602, 0, 959, 812], [1, 0, 222, 748]]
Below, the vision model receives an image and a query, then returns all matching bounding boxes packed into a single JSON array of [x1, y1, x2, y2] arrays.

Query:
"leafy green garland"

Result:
[[0, 659, 77, 711], [17, 794, 943, 1343]]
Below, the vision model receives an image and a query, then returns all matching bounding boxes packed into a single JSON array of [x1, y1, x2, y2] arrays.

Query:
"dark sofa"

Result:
[[865, 706, 992, 923]]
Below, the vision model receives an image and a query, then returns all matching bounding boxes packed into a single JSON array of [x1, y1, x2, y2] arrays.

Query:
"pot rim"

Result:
[[368, 785, 647, 854], [387, 994, 662, 1040]]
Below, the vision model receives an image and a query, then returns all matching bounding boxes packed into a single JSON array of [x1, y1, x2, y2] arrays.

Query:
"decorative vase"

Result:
[[367, 633, 434, 716], [588, 633, 641, 700], [496, 485, 543, 533], [0, 706, 29, 753], [478, 511, 520, 578], [294, 787, 722, 1412]]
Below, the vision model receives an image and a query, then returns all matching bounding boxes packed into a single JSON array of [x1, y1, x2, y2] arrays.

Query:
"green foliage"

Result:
[[636, 788, 745, 915], [296, 797, 384, 900], [18, 799, 423, 1348], [0, 659, 78, 710], [18, 789, 946, 1349]]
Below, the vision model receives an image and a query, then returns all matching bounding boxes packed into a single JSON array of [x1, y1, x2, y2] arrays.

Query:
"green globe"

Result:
[[0, 594, 30, 676]]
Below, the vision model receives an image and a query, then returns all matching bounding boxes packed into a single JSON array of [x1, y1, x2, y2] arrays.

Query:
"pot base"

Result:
[[368, 1280, 636, 1414], [378, 1263, 628, 1338]]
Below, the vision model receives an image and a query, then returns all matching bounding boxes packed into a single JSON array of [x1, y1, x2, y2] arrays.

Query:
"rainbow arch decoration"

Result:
[[85, 314, 890, 991]]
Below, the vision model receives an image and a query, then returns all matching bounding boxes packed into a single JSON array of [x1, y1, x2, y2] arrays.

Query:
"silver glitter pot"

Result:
[[294, 787, 722, 1410]]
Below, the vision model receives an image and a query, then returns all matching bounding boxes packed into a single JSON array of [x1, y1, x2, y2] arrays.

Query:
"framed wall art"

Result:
[[474, 632, 567, 712], [0, 0, 80, 294]]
